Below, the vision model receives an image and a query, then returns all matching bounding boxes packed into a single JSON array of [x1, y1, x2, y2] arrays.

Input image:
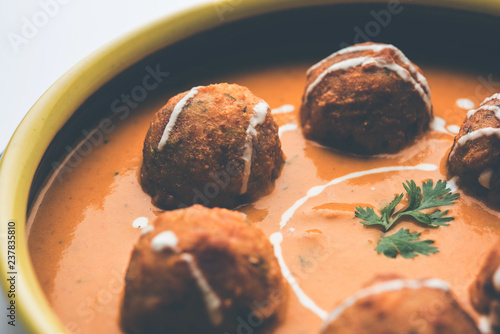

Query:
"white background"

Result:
[[0, 1, 210, 333]]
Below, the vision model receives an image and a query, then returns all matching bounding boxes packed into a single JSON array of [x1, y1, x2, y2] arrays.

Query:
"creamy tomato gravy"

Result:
[[27, 62, 500, 334]]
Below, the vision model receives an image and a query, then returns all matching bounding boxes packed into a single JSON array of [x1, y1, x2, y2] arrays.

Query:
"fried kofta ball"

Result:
[[120, 205, 288, 334], [470, 240, 500, 333], [320, 276, 480, 334], [301, 42, 432, 155], [141, 83, 284, 209], [448, 93, 500, 194]]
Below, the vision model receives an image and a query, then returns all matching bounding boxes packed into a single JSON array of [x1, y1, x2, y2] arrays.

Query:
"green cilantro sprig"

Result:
[[355, 180, 458, 231], [355, 180, 458, 259], [376, 228, 438, 259]]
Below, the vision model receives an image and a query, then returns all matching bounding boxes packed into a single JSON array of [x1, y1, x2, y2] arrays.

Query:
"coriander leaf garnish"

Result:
[[413, 179, 458, 210], [355, 179, 458, 231], [355, 194, 403, 230], [376, 228, 438, 259], [355, 179, 458, 259]]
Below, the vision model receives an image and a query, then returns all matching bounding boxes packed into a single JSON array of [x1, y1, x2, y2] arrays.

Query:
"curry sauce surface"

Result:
[[27, 63, 500, 334]]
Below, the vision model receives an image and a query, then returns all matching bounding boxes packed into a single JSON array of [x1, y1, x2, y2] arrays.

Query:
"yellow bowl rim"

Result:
[[2, 0, 500, 333]]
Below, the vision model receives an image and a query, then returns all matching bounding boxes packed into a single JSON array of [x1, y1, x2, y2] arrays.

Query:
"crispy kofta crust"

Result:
[[120, 205, 288, 334], [301, 42, 431, 155], [448, 96, 500, 192], [141, 83, 284, 209], [470, 241, 500, 316], [321, 276, 480, 334]]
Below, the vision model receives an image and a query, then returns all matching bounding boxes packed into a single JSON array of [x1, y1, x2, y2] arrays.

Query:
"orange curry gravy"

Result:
[[27, 62, 500, 334]]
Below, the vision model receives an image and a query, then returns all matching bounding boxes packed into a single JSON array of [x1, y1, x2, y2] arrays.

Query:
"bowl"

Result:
[[2, 0, 500, 333]]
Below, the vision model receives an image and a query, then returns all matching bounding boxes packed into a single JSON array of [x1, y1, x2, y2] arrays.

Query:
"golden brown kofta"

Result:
[[141, 83, 284, 209], [320, 276, 479, 334], [301, 42, 432, 155], [120, 205, 288, 334], [448, 93, 500, 194], [470, 240, 500, 333]]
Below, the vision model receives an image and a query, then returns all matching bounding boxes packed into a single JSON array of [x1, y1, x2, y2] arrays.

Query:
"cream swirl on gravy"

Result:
[[457, 98, 475, 110], [430, 116, 460, 136], [132, 216, 149, 229], [279, 123, 298, 137], [270, 163, 438, 319], [272, 104, 295, 114], [304, 43, 432, 113]]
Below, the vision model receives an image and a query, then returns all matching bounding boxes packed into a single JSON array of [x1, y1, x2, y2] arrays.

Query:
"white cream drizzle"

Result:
[[306, 43, 431, 100], [307, 43, 387, 74], [270, 163, 437, 319], [479, 316, 492, 334], [279, 123, 298, 137], [430, 117, 448, 134], [277, 164, 436, 230], [308, 44, 428, 90], [449, 127, 500, 158], [479, 169, 493, 190], [149, 230, 223, 325], [452, 94, 500, 160], [482, 93, 500, 105], [321, 278, 450, 329], [467, 105, 500, 120], [304, 56, 431, 113], [429, 117, 458, 136], [446, 178, 459, 192], [456, 98, 475, 110], [132, 217, 149, 229], [447, 125, 461, 134], [489, 303, 500, 333], [271, 104, 295, 114], [270, 232, 329, 320], [240, 101, 270, 194], [158, 86, 202, 150], [493, 265, 500, 292], [151, 231, 179, 251], [181, 253, 223, 326], [141, 225, 154, 235]]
